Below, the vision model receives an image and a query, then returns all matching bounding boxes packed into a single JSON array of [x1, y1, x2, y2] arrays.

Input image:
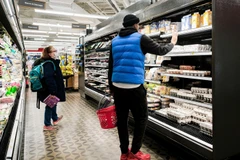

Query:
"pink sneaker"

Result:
[[127, 151, 151, 160], [43, 125, 55, 131], [120, 149, 130, 160], [53, 115, 63, 125], [120, 153, 129, 160]]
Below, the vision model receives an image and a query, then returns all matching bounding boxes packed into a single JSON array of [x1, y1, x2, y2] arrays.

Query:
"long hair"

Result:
[[41, 46, 54, 59]]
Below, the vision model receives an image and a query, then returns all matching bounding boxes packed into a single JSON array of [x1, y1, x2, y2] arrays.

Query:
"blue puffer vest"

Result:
[[112, 32, 145, 84]]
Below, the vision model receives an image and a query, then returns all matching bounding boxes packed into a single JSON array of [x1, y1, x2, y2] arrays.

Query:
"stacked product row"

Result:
[[85, 50, 110, 94], [0, 33, 23, 137], [140, 9, 212, 34], [156, 101, 212, 137]]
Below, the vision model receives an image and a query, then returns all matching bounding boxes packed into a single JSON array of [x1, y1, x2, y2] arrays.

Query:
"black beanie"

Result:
[[122, 14, 140, 27]]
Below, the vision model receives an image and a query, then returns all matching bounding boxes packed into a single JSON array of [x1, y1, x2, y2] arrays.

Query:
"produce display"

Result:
[[59, 55, 74, 76]]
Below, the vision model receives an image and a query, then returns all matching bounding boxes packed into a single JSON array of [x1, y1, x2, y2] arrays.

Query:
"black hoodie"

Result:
[[108, 27, 174, 92]]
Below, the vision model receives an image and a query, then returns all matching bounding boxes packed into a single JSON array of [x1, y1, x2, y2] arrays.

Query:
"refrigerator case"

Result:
[[83, 0, 240, 159]]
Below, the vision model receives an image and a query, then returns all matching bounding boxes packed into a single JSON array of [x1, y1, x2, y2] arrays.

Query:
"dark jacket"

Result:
[[33, 58, 66, 102], [108, 27, 174, 92]]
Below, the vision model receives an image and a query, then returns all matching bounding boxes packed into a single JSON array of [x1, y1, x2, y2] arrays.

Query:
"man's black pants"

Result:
[[113, 84, 148, 154]]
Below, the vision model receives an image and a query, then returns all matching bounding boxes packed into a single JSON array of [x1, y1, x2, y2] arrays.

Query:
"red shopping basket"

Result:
[[97, 96, 117, 129]]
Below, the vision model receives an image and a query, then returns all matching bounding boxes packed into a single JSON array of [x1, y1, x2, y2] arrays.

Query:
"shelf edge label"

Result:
[[19, 0, 45, 9], [22, 24, 39, 30]]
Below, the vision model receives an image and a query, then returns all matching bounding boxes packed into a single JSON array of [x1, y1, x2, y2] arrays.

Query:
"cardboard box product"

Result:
[[150, 22, 159, 33], [192, 12, 200, 28]]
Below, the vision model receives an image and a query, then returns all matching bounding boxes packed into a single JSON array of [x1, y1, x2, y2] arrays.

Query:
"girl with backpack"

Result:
[[33, 46, 66, 131]]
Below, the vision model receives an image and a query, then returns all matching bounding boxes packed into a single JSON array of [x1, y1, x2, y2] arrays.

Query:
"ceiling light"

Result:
[[24, 41, 45, 43], [23, 34, 49, 37], [48, 32, 57, 34], [54, 39, 78, 42], [33, 22, 71, 28], [35, 9, 109, 19], [57, 36, 79, 39], [22, 29, 47, 33]]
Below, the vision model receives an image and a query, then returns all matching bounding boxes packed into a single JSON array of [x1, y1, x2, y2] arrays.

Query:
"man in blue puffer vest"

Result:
[[108, 14, 178, 160]]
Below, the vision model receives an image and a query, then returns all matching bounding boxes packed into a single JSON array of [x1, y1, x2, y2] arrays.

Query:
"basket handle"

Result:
[[98, 94, 112, 110]]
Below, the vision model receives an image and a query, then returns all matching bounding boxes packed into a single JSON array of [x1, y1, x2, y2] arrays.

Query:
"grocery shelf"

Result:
[[161, 95, 212, 109], [147, 93, 161, 99], [85, 86, 113, 103], [160, 25, 212, 38], [161, 73, 212, 81], [148, 114, 213, 149], [165, 52, 212, 57], [85, 56, 109, 60], [85, 65, 108, 68], [145, 79, 161, 84], [91, 72, 107, 77], [146, 32, 159, 38], [145, 64, 161, 67], [88, 78, 108, 85]]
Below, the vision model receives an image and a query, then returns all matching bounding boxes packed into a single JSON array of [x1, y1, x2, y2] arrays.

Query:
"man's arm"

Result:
[[141, 31, 178, 55]]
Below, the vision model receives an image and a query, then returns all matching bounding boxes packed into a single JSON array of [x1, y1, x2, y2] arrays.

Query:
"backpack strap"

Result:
[[41, 60, 56, 71]]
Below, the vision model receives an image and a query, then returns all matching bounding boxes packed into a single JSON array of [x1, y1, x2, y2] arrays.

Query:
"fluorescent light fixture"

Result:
[[5, 0, 13, 15], [23, 34, 49, 37], [33, 22, 71, 28], [54, 39, 78, 42], [74, 13, 109, 19], [34, 38, 47, 41], [24, 41, 45, 43], [48, 32, 57, 34], [22, 29, 47, 33], [35, 9, 109, 19], [57, 36, 79, 39]]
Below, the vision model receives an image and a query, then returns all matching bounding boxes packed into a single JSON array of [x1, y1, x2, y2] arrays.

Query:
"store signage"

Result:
[[19, 0, 45, 9], [22, 24, 39, 30], [72, 24, 86, 29]]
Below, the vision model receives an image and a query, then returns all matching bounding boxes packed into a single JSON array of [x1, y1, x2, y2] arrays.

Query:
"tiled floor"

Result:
[[23, 89, 180, 160]]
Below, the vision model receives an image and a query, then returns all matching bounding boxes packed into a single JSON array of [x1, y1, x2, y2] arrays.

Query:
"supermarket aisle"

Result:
[[23, 89, 178, 160]]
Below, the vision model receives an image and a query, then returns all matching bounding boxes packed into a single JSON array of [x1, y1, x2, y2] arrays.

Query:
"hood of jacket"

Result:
[[119, 27, 138, 37]]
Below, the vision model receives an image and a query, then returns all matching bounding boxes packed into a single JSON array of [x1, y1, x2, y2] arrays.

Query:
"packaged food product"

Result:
[[145, 68, 162, 80], [150, 22, 159, 33], [200, 14, 204, 27], [170, 89, 179, 96], [169, 103, 180, 109], [200, 122, 213, 137], [179, 65, 196, 70], [203, 10, 212, 26], [144, 25, 151, 34], [170, 22, 181, 32], [204, 94, 212, 103], [148, 103, 160, 108], [145, 53, 157, 64], [0, 97, 14, 103], [182, 103, 198, 110], [147, 97, 160, 103], [191, 12, 200, 29], [181, 14, 192, 30], [160, 97, 170, 102]]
